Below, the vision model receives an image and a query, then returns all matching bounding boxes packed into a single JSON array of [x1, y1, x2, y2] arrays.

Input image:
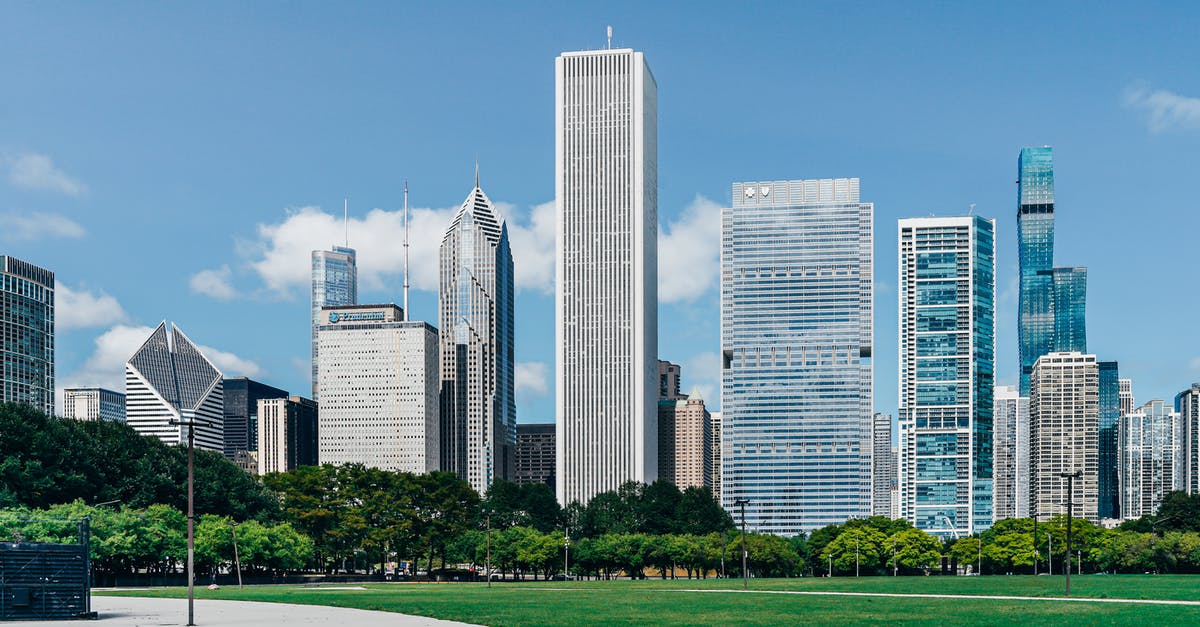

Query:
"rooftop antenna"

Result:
[[403, 181, 410, 321], [969, 202, 976, 216], [607, 25, 612, 49], [343, 198, 349, 247], [475, 156, 479, 188]]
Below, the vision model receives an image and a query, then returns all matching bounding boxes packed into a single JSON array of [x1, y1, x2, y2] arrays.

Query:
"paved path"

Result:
[[6, 595, 480, 626]]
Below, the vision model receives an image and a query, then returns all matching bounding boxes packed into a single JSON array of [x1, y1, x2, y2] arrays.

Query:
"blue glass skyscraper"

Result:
[[1097, 360, 1120, 519], [311, 245, 357, 399], [721, 178, 873, 535], [0, 256, 54, 417]]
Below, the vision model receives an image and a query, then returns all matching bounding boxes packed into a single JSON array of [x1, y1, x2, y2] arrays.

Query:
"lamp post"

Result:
[[486, 512, 492, 589], [734, 498, 749, 590], [892, 534, 898, 577], [1059, 470, 1081, 597], [1047, 532, 1052, 576], [229, 522, 243, 589], [169, 414, 208, 627], [564, 527, 570, 580], [855, 535, 860, 578]]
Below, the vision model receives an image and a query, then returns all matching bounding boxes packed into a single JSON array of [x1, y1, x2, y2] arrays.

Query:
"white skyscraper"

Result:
[[125, 322, 224, 452], [554, 46, 658, 505], [62, 387, 126, 422], [1030, 351, 1099, 522], [1119, 399, 1182, 519], [993, 385, 1030, 520], [317, 304, 439, 473]]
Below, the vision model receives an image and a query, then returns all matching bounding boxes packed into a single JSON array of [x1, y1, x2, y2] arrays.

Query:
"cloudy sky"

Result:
[[3, 1, 1198, 422]]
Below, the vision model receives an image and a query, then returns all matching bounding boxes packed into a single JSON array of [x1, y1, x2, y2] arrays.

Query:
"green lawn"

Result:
[[101, 575, 1200, 625]]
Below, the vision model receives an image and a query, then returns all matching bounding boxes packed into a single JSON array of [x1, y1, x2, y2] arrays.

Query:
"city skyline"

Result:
[[3, 3, 1199, 429]]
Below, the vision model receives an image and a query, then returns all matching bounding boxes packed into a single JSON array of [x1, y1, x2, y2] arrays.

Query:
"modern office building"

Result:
[[125, 322, 224, 452], [1, 256, 54, 416], [721, 178, 873, 535], [1098, 361, 1121, 519], [658, 360, 683, 401], [871, 412, 895, 519], [992, 386, 1030, 521], [62, 387, 125, 422], [1050, 267, 1087, 353], [555, 46, 658, 505], [1176, 383, 1200, 494], [317, 304, 439, 473], [515, 423, 556, 489], [1119, 400, 1182, 519], [222, 377, 287, 460], [897, 216, 996, 536], [311, 245, 357, 399], [257, 395, 319, 475], [661, 395, 713, 491], [710, 411, 722, 500], [1030, 352, 1099, 522], [439, 178, 516, 494], [1120, 378, 1134, 416]]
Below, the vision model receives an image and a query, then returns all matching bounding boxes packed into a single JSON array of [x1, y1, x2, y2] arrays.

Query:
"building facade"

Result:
[[125, 322, 224, 452], [1120, 378, 1134, 416], [439, 180, 516, 494], [872, 412, 895, 519], [311, 245, 357, 399], [710, 411, 722, 500], [317, 304, 439, 473], [992, 385, 1030, 521], [898, 216, 996, 536], [515, 423, 556, 489], [721, 178, 873, 535], [62, 387, 125, 422], [1176, 383, 1200, 495], [1098, 361, 1121, 519], [1119, 400, 1182, 519], [663, 396, 713, 491], [222, 377, 287, 460], [257, 395, 319, 475], [1030, 352, 1099, 522], [555, 46, 658, 505], [658, 360, 683, 401], [1050, 267, 1087, 354], [1, 256, 54, 416]]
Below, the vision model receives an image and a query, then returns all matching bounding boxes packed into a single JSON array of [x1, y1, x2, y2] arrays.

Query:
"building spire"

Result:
[[343, 198, 349, 247], [403, 180, 409, 321], [474, 157, 480, 189]]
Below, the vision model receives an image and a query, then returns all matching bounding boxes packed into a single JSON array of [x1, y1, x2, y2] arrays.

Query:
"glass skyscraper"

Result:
[[721, 178, 873, 535], [0, 256, 54, 417], [898, 216, 996, 537], [311, 245, 357, 399], [1098, 360, 1121, 519]]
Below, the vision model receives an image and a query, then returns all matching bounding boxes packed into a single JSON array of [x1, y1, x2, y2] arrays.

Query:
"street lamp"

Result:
[[485, 512, 492, 589], [892, 534, 898, 577], [169, 413, 212, 627], [855, 534, 860, 578], [733, 498, 749, 591], [563, 527, 570, 580], [1059, 470, 1081, 597]]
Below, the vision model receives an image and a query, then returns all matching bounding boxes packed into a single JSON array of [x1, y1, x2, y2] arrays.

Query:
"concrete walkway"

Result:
[[6, 595, 480, 626]]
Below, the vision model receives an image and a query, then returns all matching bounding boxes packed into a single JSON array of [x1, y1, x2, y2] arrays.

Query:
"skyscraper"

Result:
[[898, 216, 996, 536], [1, 256, 54, 416], [317, 304, 439, 473], [710, 411, 722, 501], [125, 322, 224, 452], [515, 423, 556, 489], [992, 385, 1030, 521], [1119, 400, 1182, 519], [1120, 378, 1135, 416], [222, 377, 287, 460], [555, 46, 658, 505], [722, 178, 873, 535], [439, 177, 516, 494], [1097, 361, 1121, 519], [1176, 383, 1200, 494], [1030, 352, 1099, 522], [871, 412, 896, 519], [1050, 267, 1087, 353], [62, 387, 125, 422], [257, 395, 319, 475], [311, 245, 357, 399], [664, 396, 713, 491]]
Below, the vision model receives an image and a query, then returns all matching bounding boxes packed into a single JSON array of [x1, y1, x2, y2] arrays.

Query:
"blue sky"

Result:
[[3, 1, 1198, 423]]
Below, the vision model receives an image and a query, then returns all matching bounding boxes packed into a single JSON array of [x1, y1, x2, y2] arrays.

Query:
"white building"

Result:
[[1030, 352, 1099, 522], [125, 322, 224, 452], [1119, 399, 1182, 519], [1119, 378, 1134, 417], [317, 304, 439, 473], [258, 396, 319, 476], [710, 411, 722, 500], [872, 413, 895, 518], [993, 385, 1031, 520], [62, 386, 126, 422], [555, 46, 658, 504]]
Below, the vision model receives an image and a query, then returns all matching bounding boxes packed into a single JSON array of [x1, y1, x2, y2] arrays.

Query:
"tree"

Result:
[[675, 487, 734, 536], [822, 527, 886, 575], [889, 528, 942, 574], [948, 537, 983, 574]]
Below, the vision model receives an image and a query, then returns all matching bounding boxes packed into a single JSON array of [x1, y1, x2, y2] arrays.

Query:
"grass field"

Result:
[[101, 575, 1200, 625]]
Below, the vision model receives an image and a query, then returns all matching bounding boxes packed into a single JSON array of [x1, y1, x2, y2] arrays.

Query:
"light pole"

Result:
[[829, 554, 833, 578], [1059, 470, 1081, 597], [977, 537, 982, 576], [892, 534, 898, 577], [485, 513, 492, 589], [229, 522, 243, 589], [169, 414, 207, 627], [563, 527, 570, 579], [855, 535, 860, 578], [734, 498, 749, 590], [1047, 532, 1053, 576]]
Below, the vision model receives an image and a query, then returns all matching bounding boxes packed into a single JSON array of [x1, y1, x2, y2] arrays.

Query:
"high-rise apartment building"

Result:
[[1030, 352, 1099, 522], [1098, 361, 1121, 519], [1176, 383, 1200, 494], [311, 245, 357, 399], [555, 46, 658, 505], [125, 322, 224, 452], [661, 396, 713, 491], [257, 395, 319, 475], [658, 360, 683, 401], [710, 411, 722, 500], [515, 423, 556, 489], [1, 256, 54, 416], [992, 386, 1030, 521], [871, 413, 895, 519], [439, 179, 516, 494], [898, 216, 996, 536], [222, 377, 287, 460], [317, 304, 439, 473], [62, 387, 125, 422], [721, 178, 873, 535], [1119, 400, 1182, 519], [1120, 378, 1134, 416]]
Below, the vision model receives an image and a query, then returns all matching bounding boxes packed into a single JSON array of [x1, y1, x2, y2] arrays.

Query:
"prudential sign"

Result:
[[328, 311, 386, 323]]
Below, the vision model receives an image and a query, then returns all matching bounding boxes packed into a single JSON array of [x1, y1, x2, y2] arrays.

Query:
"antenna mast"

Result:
[[607, 25, 612, 49], [343, 198, 349, 247], [403, 181, 410, 321]]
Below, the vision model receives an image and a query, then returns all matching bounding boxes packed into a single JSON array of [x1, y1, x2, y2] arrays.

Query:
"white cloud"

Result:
[[55, 282, 128, 330], [198, 344, 263, 378], [515, 361, 549, 397], [683, 351, 722, 408], [1125, 86, 1200, 132], [0, 212, 86, 240], [189, 265, 238, 300], [6, 154, 86, 195], [506, 200, 556, 293], [1191, 357, 1200, 372], [658, 195, 722, 304]]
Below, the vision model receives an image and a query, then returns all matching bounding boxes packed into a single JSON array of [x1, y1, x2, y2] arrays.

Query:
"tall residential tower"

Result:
[[1, 256, 54, 416]]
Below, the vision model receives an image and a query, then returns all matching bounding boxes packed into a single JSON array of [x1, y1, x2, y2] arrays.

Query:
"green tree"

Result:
[[888, 528, 942, 574]]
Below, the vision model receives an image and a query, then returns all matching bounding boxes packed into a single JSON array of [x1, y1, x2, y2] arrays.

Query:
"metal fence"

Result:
[[0, 518, 92, 621]]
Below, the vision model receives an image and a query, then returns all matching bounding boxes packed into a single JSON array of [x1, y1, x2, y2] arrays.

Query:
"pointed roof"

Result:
[[444, 177, 504, 246], [127, 322, 223, 411]]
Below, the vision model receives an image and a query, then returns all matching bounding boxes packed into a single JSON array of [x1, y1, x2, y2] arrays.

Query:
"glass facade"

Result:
[[898, 216, 995, 537], [1097, 361, 1120, 519], [1119, 400, 1181, 519], [721, 178, 873, 535], [311, 246, 357, 399], [1050, 267, 1087, 353], [0, 256, 54, 417], [1018, 148, 1055, 395]]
